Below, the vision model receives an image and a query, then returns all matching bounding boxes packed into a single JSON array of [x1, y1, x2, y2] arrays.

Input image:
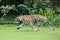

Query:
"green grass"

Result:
[[0, 24, 60, 40]]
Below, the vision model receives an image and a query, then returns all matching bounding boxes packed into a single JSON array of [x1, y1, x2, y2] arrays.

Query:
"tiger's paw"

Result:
[[17, 28, 20, 29], [33, 28, 39, 31]]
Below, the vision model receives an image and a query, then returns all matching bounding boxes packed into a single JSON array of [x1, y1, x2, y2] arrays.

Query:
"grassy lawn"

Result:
[[0, 24, 60, 40]]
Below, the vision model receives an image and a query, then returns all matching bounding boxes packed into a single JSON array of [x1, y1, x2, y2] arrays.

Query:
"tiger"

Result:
[[15, 14, 55, 31]]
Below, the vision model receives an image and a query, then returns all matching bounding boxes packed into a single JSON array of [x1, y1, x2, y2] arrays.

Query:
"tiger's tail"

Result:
[[44, 19, 55, 30]]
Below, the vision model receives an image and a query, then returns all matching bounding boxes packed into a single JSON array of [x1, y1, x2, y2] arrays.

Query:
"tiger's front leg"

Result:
[[17, 23, 25, 29], [17, 20, 25, 29]]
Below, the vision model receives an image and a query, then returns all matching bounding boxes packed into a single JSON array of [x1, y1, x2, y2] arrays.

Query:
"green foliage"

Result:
[[17, 4, 37, 14], [52, 16, 60, 26], [39, 8, 54, 21], [0, 5, 16, 16], [0, 0, 60, 26], [39, 8, 60, 26]]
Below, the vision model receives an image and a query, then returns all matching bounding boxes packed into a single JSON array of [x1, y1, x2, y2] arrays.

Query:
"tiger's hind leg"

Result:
[[33, 22, 41, 31], [44, 19, 55, 30], [29, 21, 35, 31], [29, 20, 40, 31]]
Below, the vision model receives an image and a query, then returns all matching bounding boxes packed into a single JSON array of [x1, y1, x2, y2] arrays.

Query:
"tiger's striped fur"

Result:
[[15, 14, 55, 31]]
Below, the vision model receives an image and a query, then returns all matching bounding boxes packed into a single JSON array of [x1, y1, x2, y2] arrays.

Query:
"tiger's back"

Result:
[[16, 15, 47, 22]]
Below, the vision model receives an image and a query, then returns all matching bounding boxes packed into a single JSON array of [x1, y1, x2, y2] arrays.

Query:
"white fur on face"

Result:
[[19, 18, 22, 21], [15, 17, 23, 21]]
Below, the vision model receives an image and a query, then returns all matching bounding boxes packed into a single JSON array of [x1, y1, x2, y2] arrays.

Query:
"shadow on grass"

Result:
[[16, 29, 38, 32]]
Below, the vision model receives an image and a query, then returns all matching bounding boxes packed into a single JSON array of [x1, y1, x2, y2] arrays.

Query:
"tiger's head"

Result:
[[15, 17, 23, 22]]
